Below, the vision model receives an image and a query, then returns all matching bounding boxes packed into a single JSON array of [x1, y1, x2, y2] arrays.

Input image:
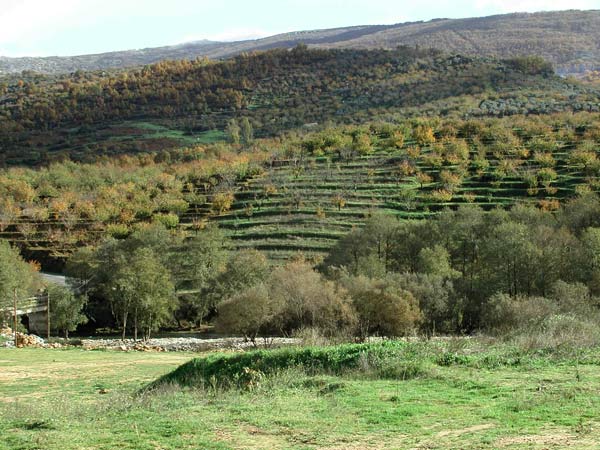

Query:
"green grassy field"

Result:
[[1, 341, 600, 449]]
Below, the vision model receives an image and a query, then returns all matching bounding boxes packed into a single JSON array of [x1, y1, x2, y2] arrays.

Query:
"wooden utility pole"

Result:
[[13, 287, 17, 346], [46, 290, 50, 342]]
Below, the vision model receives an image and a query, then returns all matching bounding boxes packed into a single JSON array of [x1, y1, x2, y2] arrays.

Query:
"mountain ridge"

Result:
[[2, 10, 599, 75]]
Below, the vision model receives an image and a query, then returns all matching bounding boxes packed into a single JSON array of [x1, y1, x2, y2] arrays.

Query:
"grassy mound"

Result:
[[148, 341, 432, 390], [149, 339, 600, 392]]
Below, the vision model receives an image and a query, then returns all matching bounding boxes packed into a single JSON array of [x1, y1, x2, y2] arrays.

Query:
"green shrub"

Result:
[[505, 56, 554, 77], [152, 213, 179, 229], [481, 293, 556, 333], [106, 223, 131, 238], [342, 275, 422, 339], [374, 359, 429, 380], [435, 352, 473, 367], [513, 314, 600, 350]]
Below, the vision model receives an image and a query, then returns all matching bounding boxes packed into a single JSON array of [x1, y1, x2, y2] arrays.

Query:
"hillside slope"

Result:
[[2, 113, 600, 266], [2, 47, 599, 166], [1, 10, 599, 75]]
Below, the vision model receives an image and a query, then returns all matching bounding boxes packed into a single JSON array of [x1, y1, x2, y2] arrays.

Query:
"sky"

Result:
[[1, 0, 597, 57]]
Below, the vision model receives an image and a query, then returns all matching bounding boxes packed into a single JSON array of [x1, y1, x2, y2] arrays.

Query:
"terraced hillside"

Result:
[[1, 115, 599, 267], [206, 125, 599, 262]]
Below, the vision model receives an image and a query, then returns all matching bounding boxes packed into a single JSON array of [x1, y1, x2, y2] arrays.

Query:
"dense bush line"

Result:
[[4, 195, 600, 344]]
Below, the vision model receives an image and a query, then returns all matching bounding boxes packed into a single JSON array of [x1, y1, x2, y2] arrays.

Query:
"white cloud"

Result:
[[473, 0, 598, 13], [0, 0, 80, 44], [0, 0, 166, 55], [0, 0, 108, 55]]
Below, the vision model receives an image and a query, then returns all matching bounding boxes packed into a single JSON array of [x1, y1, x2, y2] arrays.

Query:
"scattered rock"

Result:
[[81, 337, 299, 352], [0, 327, 13, 339], [2, 329, 298, 352], [16, 332, 45, 348]]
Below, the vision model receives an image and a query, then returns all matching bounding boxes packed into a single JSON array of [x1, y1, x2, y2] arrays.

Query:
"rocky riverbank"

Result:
[[2, 328, 299, 352], [1, 328, 63, 348], [80, 337, 299, 352]]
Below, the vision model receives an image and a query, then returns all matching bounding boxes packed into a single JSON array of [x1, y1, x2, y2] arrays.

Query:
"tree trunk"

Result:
[[134, 308, 138, 342], [122, 311, 128, 341], [13, 287, 18, 346]]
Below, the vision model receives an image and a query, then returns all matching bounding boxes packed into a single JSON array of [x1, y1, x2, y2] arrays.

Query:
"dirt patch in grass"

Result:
[[437, 423, 495, 437], [0, 391, 50, 403], [495, 428, 600, 448], [0, 358, 187, 381], [409, 423, 496, 449], [0, 352, 194, 401], [312, 429, 416, 450], [214, 425, 289, 449], [0, 370, 39, 382], [497, 432, 572, 447]]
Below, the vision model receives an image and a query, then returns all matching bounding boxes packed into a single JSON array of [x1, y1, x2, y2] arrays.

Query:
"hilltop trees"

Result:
[[1, 44, 588, 166]]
